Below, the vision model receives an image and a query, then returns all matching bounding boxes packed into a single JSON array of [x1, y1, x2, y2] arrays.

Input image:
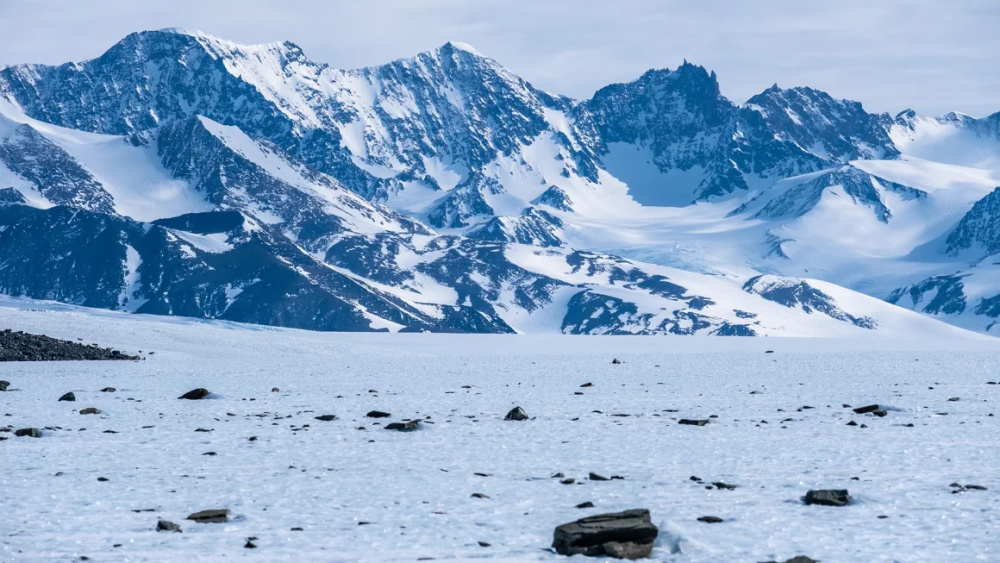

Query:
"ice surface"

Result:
[[1, 298, 998, 561]]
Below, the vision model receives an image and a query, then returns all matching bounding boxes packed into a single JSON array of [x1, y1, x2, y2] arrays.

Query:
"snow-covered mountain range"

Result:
[[0, 28, 996, 336]]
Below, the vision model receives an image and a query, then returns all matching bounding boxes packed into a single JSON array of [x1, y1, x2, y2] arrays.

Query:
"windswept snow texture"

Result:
[[0, 300, 998, 562]]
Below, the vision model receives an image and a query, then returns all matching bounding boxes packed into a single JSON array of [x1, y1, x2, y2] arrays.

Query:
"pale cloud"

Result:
[[0, 0, 997, 116]]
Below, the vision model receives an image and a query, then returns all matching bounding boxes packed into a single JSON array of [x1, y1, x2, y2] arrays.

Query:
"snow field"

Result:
[[1, 302, 999, 561]]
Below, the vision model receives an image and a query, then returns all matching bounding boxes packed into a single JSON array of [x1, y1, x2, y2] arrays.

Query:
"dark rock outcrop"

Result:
[[805, 489, 850, 507], [552, 508, 658, 559], [0, 329, 137, 361]]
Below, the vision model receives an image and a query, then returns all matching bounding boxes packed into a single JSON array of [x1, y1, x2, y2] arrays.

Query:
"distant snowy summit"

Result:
[[0, 29, 996, 337]]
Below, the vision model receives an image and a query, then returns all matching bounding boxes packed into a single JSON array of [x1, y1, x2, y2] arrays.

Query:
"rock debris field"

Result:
[[1, 300, 999, 561], [0, 328, 138, 362]]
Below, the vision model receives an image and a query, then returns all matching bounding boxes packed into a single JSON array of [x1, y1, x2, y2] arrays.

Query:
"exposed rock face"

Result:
[[552, 508, 658, 559], [14, 427, 40, 438], [58, 392, 76, 402]]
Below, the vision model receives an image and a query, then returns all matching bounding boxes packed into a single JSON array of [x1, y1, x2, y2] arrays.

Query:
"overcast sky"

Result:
[[1, 0, 997, 116]]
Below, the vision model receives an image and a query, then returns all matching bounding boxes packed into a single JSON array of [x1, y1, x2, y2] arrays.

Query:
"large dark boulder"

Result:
[[385, 420, 420, 432], [504, 406, 528, 421], [157, 519, 181, 532], [552, 508, 658, 559], [0, 329, 137, 361], [178, 388, 209, 400], [805, 489, 850, 506]]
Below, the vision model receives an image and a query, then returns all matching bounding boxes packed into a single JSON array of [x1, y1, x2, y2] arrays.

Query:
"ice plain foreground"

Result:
[[1, 298, 999, 562]]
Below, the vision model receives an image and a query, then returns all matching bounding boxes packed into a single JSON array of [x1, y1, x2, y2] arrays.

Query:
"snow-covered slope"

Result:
[[0, 29, 999, 336]]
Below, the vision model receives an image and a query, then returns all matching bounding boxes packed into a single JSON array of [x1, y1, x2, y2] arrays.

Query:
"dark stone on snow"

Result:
[[0, 380, 8, 391], [853, 404, 880, 414], [471, 493, 490, 499], [576, 501, 595, 509], [385, 420, 420, 432], [100, 387, 116, 392], [580, 382, 593, 388], [872, 410, 887, 417], [805, 489, 850, 506], [244, 539, 257, 549], [504, 406, 528, 421], [0, 329, 138, 362], [611, 358, 622, 365], [178, 388, 209, 400], [59, 392, 76, 402], [552, 508, 658, 559], [589, 472, 610, 481], [366, 410, 391, 418], [314, 414, 337, 421], [156, 519, 181, 532], [713, 482, 738, 490], [186, 509, 229, 523], [15, 427, 40, 438], [678, 419, 708, 426], [697, 516, 724, 523], [79, 407, 100, 415]]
